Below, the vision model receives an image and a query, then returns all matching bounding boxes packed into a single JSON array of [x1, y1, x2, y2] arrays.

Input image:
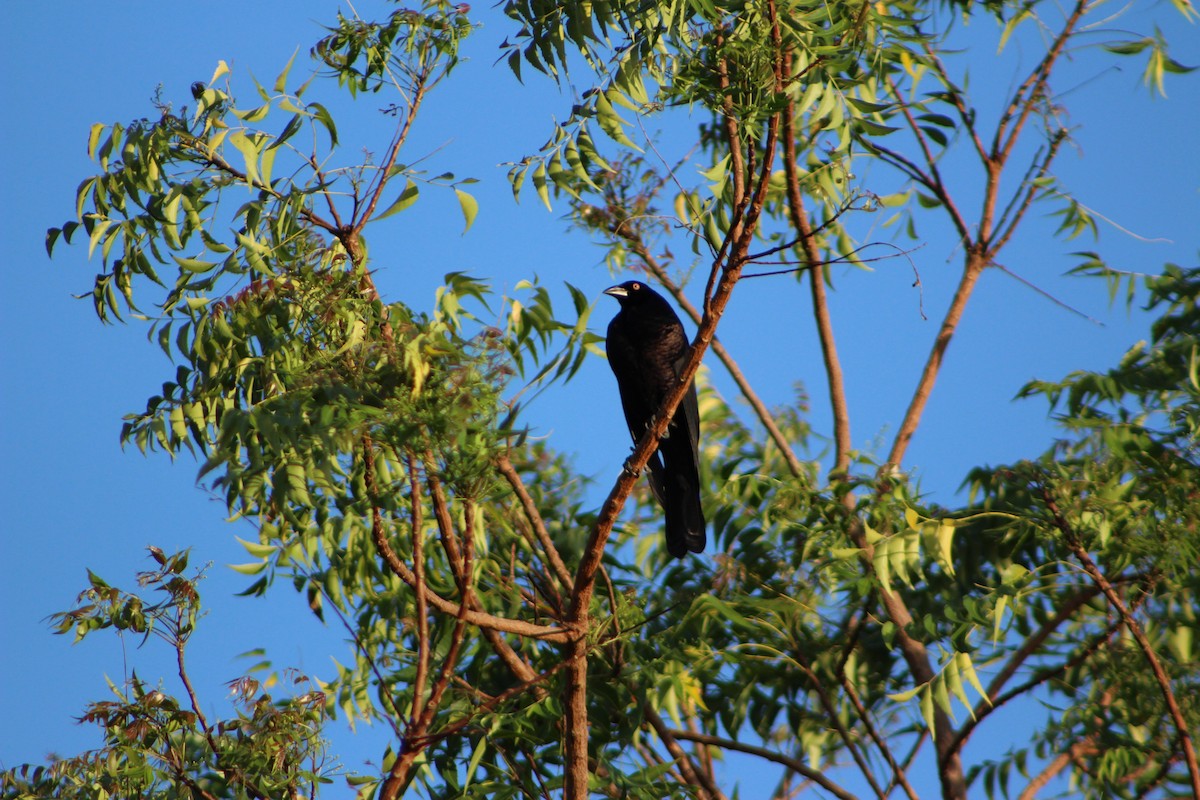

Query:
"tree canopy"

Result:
[[5, 0, 1199, 798]]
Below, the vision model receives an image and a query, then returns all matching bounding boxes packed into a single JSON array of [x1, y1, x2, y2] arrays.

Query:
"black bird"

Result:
[[604, 281, 705, 558]]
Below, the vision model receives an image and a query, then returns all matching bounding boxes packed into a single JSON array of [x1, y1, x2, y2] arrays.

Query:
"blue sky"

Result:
[[1, 1, 1197, 795]]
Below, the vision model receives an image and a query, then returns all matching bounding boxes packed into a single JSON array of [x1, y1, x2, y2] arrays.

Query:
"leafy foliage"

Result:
[[8, 0, 1199, 798]]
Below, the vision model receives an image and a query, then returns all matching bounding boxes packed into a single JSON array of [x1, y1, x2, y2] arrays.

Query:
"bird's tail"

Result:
[[664, 475, 705, 559]]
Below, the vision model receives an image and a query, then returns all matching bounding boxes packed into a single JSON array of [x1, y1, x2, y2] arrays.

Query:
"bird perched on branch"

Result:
[[603, 280, 705, 558]]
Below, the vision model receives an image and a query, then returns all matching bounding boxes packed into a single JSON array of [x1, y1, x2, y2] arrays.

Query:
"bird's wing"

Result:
[[672, 347, 702, 454]]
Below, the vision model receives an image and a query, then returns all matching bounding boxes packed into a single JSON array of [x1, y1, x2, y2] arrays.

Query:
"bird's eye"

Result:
[[631, 282, 641, 291]]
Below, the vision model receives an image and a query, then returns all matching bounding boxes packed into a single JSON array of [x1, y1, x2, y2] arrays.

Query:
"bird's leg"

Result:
[[622, 458, 642, 478]]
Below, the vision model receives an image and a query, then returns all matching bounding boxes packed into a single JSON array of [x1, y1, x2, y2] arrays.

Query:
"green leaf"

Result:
[[229, 561, 268, 575], [944, 656, 972, 719], [847, 97, 891, 114], [998, 8, 1033, 54], [87, 123, 106, 159], [209, 59, 230, 84], [237, 536, 278, 559], [887, 683, 923, 703], [455, 188, 479, 233], [269, 113, 304, 152], [233, 104, 271, 123], [873, 535, 894, 594], [957, 652, 991, 707], [307, 101, 338, 147], [46, 227, 62, 257], [593, 89, 639, 150], [374, 180, 420, 221], [227, 130, 262, 187], [274, 48, 298, 93], [532, 161, 551, 211], [1103, 38, 1153, 56], [171, 256, 219, 274]]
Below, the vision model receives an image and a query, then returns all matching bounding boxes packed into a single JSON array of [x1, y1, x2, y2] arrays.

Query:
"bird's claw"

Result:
[[622, 459, 641, 478], [644, 414, 671, 440]]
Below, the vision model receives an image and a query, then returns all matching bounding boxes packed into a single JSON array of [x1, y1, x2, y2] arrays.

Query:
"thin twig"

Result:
[[784, 95, 853, 476], [643, 705, 723, 800], [497, 452, 574, 589], [361, 439, 569, 641], [637, 252, 806, 479], [884, 245, 987, 472], [989, 134, 1061, 254], [992, 262, 1103, 325], [665, 728, 857, 800], [409, 453, 430, 725]]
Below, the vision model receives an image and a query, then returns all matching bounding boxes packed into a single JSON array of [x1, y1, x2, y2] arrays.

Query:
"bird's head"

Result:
[[604, 280, 659, 308]]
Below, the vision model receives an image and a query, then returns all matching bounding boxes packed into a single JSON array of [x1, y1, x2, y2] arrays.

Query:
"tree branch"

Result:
[[496, 452, 574, 590], [990, 130, 1067, 255], [643, 706, 724, 800], [637, 250, 805, 479], [563, 632, 591, 800], [408, 453, 431, 725], [883, 72, 973, 245], [1017, 738, 1098, 800], [665, 728, 857, 800], [355, 70, 430, 235], [945, 613, 1121, 771], [361, 438, 570, 642], [782, 89, 852, 475], [884, 249, 987, 471], [992, 0, 1089, 168], [795, 655, 888, 800]]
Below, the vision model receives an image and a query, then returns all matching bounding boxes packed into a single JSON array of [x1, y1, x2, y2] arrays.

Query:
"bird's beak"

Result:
[[603, 285, 628, 299]]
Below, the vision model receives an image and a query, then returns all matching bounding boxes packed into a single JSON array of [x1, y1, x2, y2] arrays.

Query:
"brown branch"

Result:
[[782, 89, 852, 475], [382, 586, 470, 800], [570, 115, 778, 620], [417, 608, 470, 733], [992, 0, 1089, 169], [175, 630, 211, 739], [424, 456, 470, 599], [884, 249, 988, 471], [383, 474, 476, 799], [360, 439, 570, 642], [846, 515, 968, 800], [408, 454, 430, 726], [433, 662, 570, 745], [182, 139, 339, 237], [944, 613, 1121, 771], [839, 676, 920, 800], [414, 452, 554, 692], [922, 46, 989, 166], [880, 4, 1093, 472], [496, 452, 574, 590], [794, 656, 887, 800], [638, 252, 805, 479], [643, 706, 724, 800], [883, 72, 973, 245], [563, 632, 590, 800], [356, 71, 430, 234], [565, 52, 782, 800], [983, 585, 1100, 706], [990, 130, 1068, 255], [1017, 738, 1099, 800], [666, 728, 857, 800], [174, 625, 269, 800], [683, 710, 717, 792]]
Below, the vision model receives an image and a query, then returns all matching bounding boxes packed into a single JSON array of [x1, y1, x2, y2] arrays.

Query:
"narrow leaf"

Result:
[[374, 180, 420, 221], [455, 188, 479, 233]]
